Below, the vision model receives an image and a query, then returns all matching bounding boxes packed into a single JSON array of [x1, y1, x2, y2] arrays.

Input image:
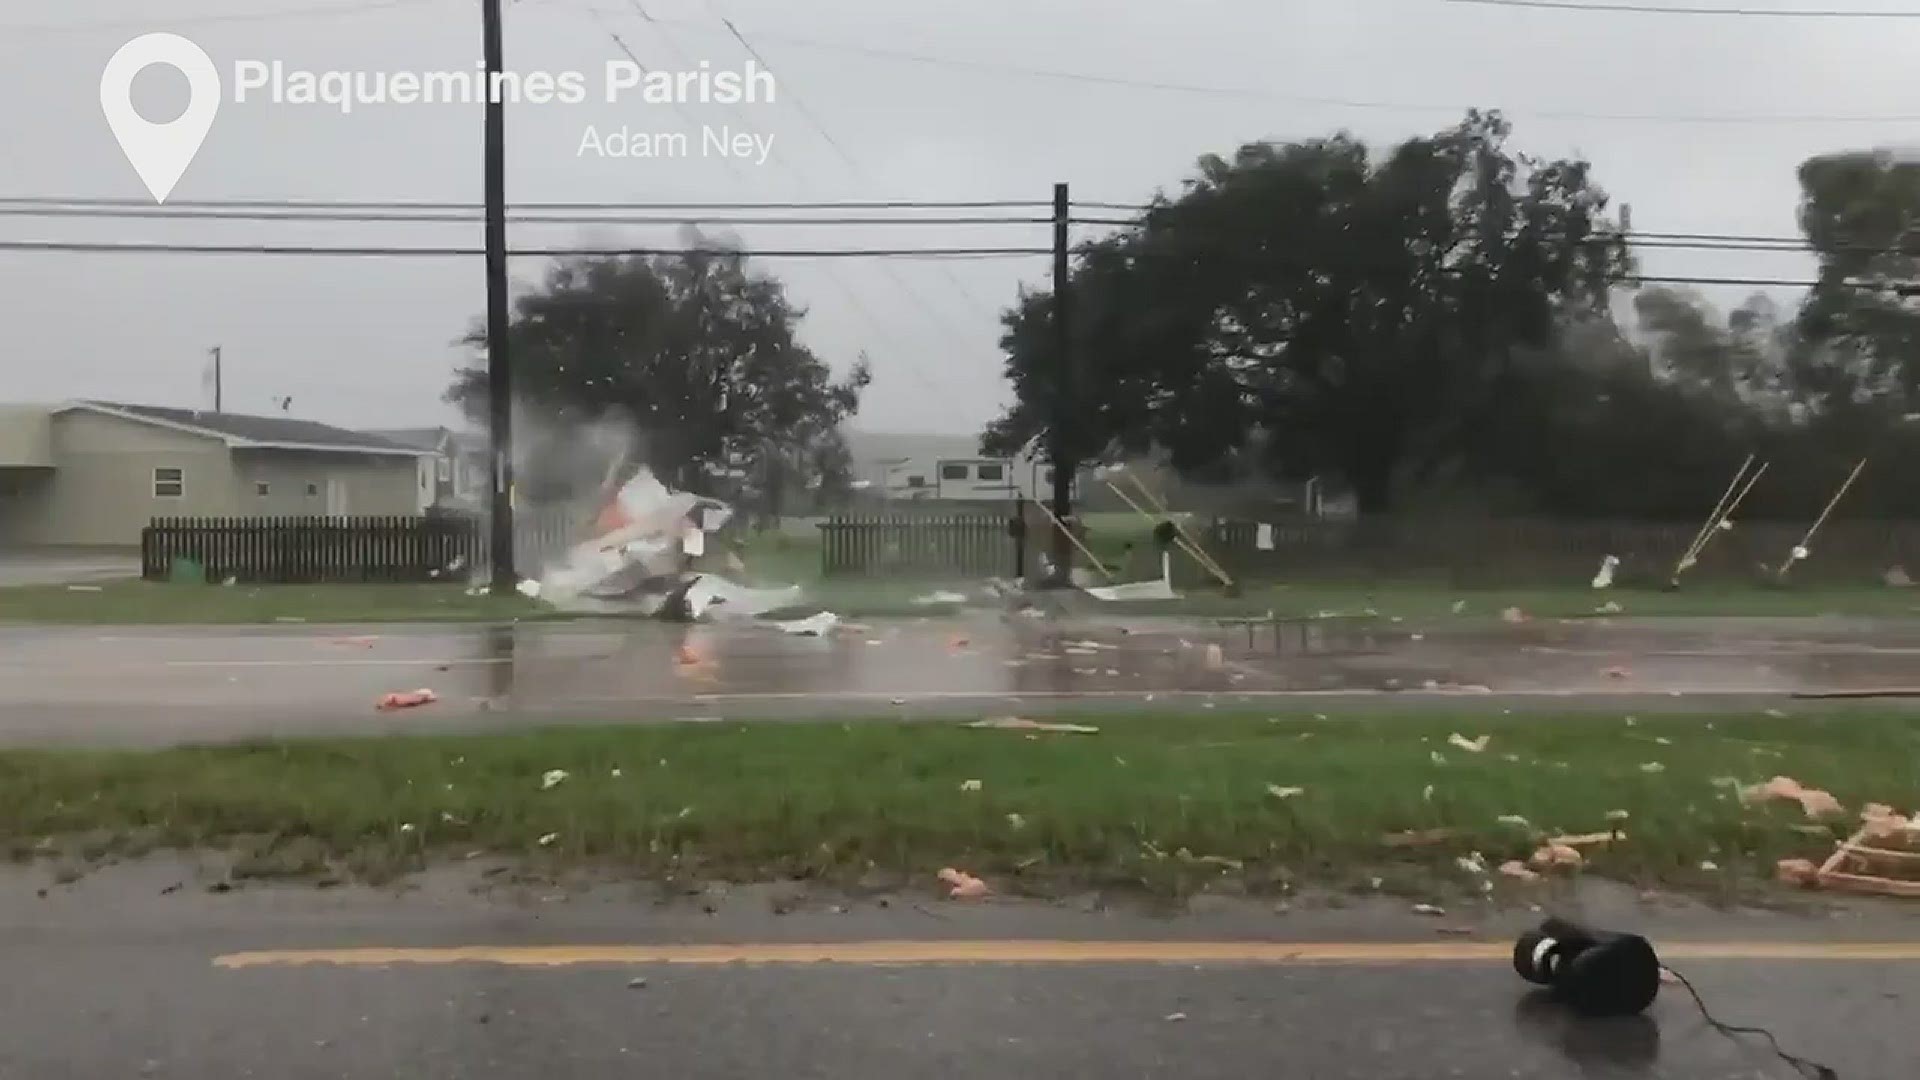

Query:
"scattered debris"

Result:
[[1497, 814, 1533, 830], [1455, 852, 1488, 875], [1430, 750, 1448, 766], [1591, 554, 1619, 589], [1639, 762, 1665, 773], [1740, 776, 1844, 818], [912, 590, 969, 606], [1447, 733, 1490, 754], [1451, 599, 1468, 615], [1499, 860, 1541, 883], [1530, 843, 1583, 869], [1202, 643, 1225, 671], [1383, 827, 1460, 848], [774, 612, 840, 637], [541, 769, 569, 790], [964, 717, 1100, 735], [1606, 666, 1633, 679], [1595, 600, 1623, 615], [1265, 784, 1305, 800], [1422, 784, 1436, 802], [1776, 858, 1821, 887], [537, 833, 559, 847], [938, 867, 989, 899], [375, 688, 437, 711], [1412, 903, 1447, 917], [1552, 831, 1624, 848], [627, 977, 647, 990], [959, 779, 983, 793], [1886, 566, 1914, 588], [1699, 860, 1720, 872], [516, 578, 542, 600], [65, 584, 103, 592], [1605, 809, 1631, 823], [1005, 813, 1026, 830], [1501, 606, 1529, 624], [1163, 1012, 1187, 1023]]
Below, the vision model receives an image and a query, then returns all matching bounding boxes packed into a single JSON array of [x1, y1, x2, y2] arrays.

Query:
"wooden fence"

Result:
[[818, 515, 1017, 577], [141, 508, 586, 584], [1200, 517, 1920, 585]]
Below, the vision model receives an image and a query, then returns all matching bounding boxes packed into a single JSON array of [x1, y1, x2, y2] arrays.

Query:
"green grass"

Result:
[[0, 580, 542, 625], [8, 709, 1913, 895], [1159, 581, 1920, 620]]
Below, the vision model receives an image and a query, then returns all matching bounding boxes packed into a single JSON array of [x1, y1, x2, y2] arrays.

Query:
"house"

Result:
[[843, 431, 1071, 503], [0, 401, 429, 548], [362, 427, 490, 512]]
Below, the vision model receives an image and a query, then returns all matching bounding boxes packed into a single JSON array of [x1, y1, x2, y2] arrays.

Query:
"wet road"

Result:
[[0, 863, 1909, 1079], [7, 614, 1920, 747]]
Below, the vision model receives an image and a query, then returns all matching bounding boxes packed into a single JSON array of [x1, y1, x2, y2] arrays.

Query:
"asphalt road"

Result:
[[0, 863, 1907, 1079], [6, 614, 1920, 746]]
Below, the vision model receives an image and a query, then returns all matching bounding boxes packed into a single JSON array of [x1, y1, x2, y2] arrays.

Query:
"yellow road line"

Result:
[[213, 940, 1920, 970]]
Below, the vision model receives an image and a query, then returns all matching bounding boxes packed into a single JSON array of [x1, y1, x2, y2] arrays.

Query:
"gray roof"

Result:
[[71, 401, 424, 455], [363, 427, 449, 451]]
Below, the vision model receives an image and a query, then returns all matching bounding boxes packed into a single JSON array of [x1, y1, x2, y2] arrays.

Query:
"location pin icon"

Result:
[[99, 34, 222, 204]]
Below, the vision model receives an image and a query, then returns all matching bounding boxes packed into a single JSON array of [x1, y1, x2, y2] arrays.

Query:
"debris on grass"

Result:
[[1451, 600, 1468, 615], [958, 779, 982, 793], [1447, 733, 1490, 754], [964, 717, 1099, 735], [1455, 852, 1487, 875], [536, 832, 559, 847], [1591, 554, 1619, 589], [1530, 843, 1583, 869], [1430, 750, 1448, 765], [1596, 600, 1623, 615], [1500, 860, 1541, 883], [1776, 858, 1821, 887], [912, 590, 969, 606], [938, 867, 989, 899], [1501, 606, 1529, 624], [1740, 776, 1844, 818], [1005, 813, 1025, 830], [1699, 860, 1720, 872], [541, 769, 569, 791], [1497, 814, 1533, 830], [1885, 566, 1913, 588], [1639, 762, 1665, 773], [1383, 827, 1460, 849], [375, 688, 436, 711], [1552, 831, 1624, 848], [774, 612, 840, 637], [1412, 903, 1446, 916], [1265, 784, 1305, 800]]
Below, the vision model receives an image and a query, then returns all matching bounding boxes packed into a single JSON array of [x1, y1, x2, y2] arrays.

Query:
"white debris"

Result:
[[1790, 545, 1810, 562], [1266, 784, 1305, 800], [773, 612, 840, 637], [1640, 762, 1666, 774], [1497, 814, 1532, 830], [959, 779, 983, 793], [1255, 523, 1275, 551], [1430, 751, 1448, 766], [1412, 903, 1446, 916], [1456, 852, 1488, 875], [1447, 733, 1490, 753], [1423, 784, 1436, 802], [537, 832, 559, 846], [912, 590, 969, 606], [1591, 554, 1619, 589], [541, 769, 569, 790], [1084, 552, 1178, 602], [1451, 599, 1468, 615], [516, 578, 542, 599]]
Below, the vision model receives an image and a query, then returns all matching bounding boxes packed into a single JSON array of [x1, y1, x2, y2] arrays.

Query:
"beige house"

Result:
[[0, 401, 428, 548]]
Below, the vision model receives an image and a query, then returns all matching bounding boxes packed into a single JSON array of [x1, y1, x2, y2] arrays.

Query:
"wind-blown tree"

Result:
[[447, 245, 868, 503], [988, 111, 1631, 514], [1794, 149, 1920, 411]]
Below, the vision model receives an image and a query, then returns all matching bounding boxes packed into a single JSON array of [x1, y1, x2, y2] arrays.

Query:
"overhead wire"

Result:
[[1443, 0, 1920, 16]]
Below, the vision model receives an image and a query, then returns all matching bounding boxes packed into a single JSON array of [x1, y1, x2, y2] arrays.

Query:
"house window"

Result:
[[905, 475, 926, 489], [306, 482, 319, 497], [153, 467, 184, 498], [940, 463, 969, 481], [977, 463, 1005, 481], [255, 482, 271, 497]]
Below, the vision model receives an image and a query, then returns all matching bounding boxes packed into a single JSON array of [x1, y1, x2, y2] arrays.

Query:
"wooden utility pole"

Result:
[[1047, 181, 1074, 585], [208, 345, 222, 412], [482, 0, 516, 592]]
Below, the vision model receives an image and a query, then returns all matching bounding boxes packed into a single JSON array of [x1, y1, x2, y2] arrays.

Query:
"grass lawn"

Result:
[[1098, 580, 1920, 620], [8, 709, 1911, 896], [0, 580, 541, 625]]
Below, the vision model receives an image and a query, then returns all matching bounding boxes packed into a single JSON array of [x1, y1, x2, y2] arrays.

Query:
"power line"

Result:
[[1444, 0, 1920, 16], [0, 196, 1047, 211], [539, 1, 1920, 125], [0, 240, 1052, 258], [690, 0, 1008, 330], [0, 205, 1049, 226]]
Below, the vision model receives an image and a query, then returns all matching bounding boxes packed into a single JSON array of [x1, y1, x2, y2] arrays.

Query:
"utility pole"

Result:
[[482, 0, 516, 592], [208, 346, 222, 412], [1048, 182, 1075, 585]]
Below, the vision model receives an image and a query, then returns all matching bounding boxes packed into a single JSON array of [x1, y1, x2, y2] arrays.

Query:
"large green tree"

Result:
[[1795, 149, 1920, 409], [447, 247, 868, 505], [988, 112, 1631, 514]]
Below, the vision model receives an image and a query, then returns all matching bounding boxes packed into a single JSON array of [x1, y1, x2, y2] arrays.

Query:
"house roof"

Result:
[[363, 427, 449, 451], [65, 401, 428, 456]]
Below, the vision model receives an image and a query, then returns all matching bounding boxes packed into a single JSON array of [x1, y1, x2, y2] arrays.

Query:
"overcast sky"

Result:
[[3, 0, 1918, 436]]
